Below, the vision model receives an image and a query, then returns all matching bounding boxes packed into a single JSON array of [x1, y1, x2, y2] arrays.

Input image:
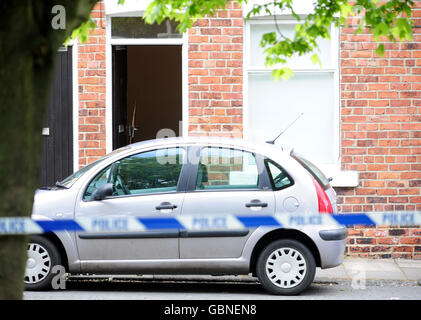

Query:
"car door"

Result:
[[180, 146, 275, 259], [75, 146, 186, 264]]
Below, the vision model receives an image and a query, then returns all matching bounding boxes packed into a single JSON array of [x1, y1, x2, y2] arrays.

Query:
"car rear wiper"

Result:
[[55, 181, 69, 189]]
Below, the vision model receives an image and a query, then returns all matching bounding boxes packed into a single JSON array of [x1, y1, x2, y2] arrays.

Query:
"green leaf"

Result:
[[272, 67, 293, 81], [339, 3, 353, 18], [373, 22, 388, 40], [65, 16, 96, 44], [311, 53, 321, 67], [375, 44, 385, 56]]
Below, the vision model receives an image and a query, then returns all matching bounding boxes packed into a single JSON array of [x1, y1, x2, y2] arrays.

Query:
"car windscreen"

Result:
[[59, 146, 130, 188], [291, 151, 330, 189]]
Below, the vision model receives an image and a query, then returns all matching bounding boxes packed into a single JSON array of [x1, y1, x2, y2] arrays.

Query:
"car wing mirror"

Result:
[[91, 183, 114, 201]]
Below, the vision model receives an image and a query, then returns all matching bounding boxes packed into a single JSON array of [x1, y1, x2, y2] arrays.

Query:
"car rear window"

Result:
[[291, 151, 330, 189], [264, 159, 294, 191]]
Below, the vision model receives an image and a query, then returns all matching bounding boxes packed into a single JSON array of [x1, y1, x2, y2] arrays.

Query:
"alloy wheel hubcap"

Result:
[[24, 243, 51, 284], [265, 247, 307, 289]]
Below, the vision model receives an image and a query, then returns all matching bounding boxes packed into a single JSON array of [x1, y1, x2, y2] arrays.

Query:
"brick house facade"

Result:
[[72, 0, 421, 258], [78, 3, 107, 166], [337, 7, 421, 258]]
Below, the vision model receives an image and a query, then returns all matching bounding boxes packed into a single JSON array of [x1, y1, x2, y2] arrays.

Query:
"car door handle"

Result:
[[156, 202, 177, 211], [245, 200, 268, 208]]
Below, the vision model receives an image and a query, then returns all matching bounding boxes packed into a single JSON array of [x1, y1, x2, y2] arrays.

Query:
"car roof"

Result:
[[125, 137, 291, 155], [70, 137, 295, 190]]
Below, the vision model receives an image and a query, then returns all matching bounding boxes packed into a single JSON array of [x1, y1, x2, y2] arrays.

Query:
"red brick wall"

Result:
[[338, 3, 421, 258], [187, 1, 243, 138], [78, 1, 107, 167]]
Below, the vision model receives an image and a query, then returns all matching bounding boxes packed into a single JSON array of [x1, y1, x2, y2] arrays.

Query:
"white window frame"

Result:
[[243, 18, 358, 187], [71, 40, 80, 172], [105, 12, 189, 154]]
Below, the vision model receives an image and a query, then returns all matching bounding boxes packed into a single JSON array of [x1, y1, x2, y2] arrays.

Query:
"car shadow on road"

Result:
[[63, 279, 332, 297]]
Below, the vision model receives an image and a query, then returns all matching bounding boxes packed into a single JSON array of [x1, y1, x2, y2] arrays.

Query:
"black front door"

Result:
[[39, 46, 74, 187]]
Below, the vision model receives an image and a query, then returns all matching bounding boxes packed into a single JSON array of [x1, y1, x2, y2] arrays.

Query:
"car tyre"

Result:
[[24, 236, 62, 291], [256, 239, 316, 295]]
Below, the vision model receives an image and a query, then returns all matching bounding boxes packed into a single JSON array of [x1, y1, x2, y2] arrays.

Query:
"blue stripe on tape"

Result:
[[0, 212, 417, 235], [138, 217, 185, 230], [236, 216, 281, 228], [36, 220, 84, 233], [332, 214, 376, 227]]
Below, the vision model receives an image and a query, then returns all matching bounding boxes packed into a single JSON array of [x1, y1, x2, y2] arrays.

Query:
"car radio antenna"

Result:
[[266, 112, 304, 145]]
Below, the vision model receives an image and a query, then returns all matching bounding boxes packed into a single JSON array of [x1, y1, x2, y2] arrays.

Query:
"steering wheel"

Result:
[[114, 175, 130, 195]]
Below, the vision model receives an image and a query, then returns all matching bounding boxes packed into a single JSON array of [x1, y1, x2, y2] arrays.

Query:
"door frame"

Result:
[[105, 13, 189, 154], [71, 41, 79, 172]]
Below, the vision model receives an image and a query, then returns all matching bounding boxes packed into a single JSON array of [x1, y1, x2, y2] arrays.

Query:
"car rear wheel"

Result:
[[256, 239, 316, 295], [24, 236, 62, 291]]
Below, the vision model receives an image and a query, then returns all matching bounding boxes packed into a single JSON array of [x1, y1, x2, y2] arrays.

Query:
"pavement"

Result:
[[315, 257, 421, 282]]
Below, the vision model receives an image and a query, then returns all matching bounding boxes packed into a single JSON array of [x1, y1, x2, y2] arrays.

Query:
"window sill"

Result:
[[318, 164, 359, 188]]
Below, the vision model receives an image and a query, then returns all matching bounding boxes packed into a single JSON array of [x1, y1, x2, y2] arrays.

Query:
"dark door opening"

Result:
[[39, 47, 74, 187], [112, 45, 182, 150]]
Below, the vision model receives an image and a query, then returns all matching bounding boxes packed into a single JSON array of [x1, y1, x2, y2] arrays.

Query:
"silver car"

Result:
[[26, 137, 347, 295]]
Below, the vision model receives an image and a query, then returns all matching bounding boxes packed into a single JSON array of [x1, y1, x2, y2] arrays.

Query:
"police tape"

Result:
[[0, 212, 420, 235]]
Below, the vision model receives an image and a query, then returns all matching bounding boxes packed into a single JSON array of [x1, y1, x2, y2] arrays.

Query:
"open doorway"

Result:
[[112, 45, 182, 149]]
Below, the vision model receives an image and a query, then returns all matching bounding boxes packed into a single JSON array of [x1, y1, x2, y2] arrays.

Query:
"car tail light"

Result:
[[311, 176, 333, 214]]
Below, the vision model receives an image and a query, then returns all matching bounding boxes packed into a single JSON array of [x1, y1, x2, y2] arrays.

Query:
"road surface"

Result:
[[23, 278, 421, 300]]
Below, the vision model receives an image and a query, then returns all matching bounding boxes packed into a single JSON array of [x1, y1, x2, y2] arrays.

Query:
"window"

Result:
[[111, 17, 182, 39], [249, 23, 332, 68], [292, 151, 330, 189], [246, 20, 339, 166], [83, 166, 112, 200], [83, 148, 185, 200], [265, 159, 294, 190], [196, 148, 259, 190], [59, 147, 129, 188]]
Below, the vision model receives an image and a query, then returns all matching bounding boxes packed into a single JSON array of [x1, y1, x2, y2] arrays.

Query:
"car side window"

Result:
[[265, 159, 294, 190], [83, 147, 185, 200], [196, 147, 259, 190], [83, 166, 112, 200]]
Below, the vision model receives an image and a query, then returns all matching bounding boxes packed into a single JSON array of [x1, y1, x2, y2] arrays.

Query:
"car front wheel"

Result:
[[256, 239, 316, 295], [24, 236, 62, 290]]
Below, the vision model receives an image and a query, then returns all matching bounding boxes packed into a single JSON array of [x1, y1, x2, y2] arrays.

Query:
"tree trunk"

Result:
[[0, 0, 97, 299]]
